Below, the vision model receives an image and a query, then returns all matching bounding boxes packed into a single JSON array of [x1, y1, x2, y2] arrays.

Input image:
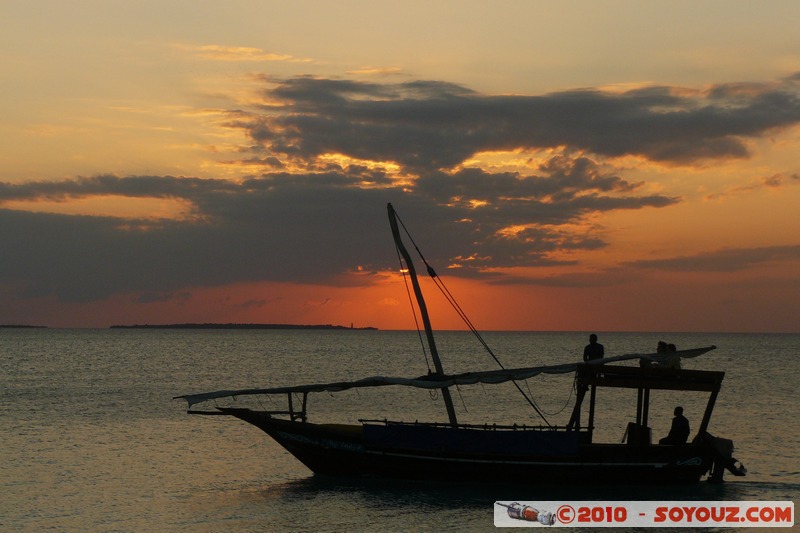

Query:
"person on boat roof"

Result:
[[658, 343, 682, 369], [640, 340, 667, 368], [659, 406, 690, 445], [583, 334, 604, 362]]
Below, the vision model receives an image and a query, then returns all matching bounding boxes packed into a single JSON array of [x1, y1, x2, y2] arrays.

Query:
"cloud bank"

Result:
[[2, 73, 799, 304], [234, 73, 800, 169]]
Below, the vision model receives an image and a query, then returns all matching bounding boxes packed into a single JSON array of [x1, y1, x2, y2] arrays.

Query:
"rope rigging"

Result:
[[394, 242, 433, 374], [393, 210, 556, 427]]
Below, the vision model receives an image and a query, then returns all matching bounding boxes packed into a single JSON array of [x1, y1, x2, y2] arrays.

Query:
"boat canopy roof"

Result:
[[175, 346, 716, 407]]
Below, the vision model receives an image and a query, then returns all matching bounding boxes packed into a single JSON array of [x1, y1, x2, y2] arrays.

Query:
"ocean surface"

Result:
[[2, 329, 798, 531]]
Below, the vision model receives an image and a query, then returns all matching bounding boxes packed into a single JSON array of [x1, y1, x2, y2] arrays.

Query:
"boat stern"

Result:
[[702, 433, 747, 482]]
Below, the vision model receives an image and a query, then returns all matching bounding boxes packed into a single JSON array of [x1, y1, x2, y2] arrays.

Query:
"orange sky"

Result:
[[1, 2, 799, 332]]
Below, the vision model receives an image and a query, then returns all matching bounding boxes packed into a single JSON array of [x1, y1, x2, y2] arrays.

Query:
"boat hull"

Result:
[[220, 408, 714, 484]]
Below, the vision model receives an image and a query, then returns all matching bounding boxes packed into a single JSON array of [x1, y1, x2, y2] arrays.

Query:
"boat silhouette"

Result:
[[176, 204, 745, 484]]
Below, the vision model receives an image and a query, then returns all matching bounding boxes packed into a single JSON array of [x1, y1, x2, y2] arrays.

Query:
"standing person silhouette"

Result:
[[583, 334, 604, 362]]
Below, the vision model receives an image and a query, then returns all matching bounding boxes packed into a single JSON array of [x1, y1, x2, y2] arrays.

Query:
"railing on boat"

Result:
[[188, 391, 308, 422], [359, 419, 589, 432]]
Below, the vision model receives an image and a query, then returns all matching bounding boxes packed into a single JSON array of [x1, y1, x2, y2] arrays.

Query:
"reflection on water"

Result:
[[179, 475, 800, 532]]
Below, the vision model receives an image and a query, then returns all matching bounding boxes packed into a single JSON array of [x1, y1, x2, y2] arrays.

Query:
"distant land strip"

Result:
[[1, 324, 48, 328], [110, 323, 377, 330]]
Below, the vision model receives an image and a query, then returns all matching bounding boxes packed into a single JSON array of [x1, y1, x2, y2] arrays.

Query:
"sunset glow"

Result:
[[1, 1, 798, 332]]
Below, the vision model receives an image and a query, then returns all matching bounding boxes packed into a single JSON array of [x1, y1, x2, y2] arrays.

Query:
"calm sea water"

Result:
[[2, 329, 798, 531]]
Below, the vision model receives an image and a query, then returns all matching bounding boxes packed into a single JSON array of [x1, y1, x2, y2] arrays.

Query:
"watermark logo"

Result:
[[496, 502, 555, 525], [494, 501, 794, 527]]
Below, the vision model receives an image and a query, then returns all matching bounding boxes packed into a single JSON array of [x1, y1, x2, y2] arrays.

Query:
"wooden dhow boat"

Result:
[[176, 204, 746, 484]]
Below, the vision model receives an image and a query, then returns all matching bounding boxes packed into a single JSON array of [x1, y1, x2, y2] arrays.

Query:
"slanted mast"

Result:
[[387, 203, 458, 426]]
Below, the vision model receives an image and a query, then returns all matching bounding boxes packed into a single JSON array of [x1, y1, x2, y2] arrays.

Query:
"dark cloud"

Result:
[[416, 156, 643, 205], [232, 74, 800, 169], [487, 245, 800, 287], [238, 298, 271, 309], [136, 291, 191, 304], [488, 268, 637, 288], [624, 245, 800, 272], [0, 174, 239, 203], [2, 73, 799, 303], [705, 172, 800, 200], [0, 158, 675, 301]]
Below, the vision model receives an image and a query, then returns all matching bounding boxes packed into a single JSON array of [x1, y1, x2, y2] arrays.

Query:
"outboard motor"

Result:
[[708, 435, 747, 482]]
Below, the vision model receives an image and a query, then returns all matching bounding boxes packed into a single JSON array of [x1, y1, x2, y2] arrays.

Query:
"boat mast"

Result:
[[387, 203, 459, 426]]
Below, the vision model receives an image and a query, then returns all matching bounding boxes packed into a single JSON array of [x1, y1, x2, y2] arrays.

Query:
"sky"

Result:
[[1, 1, 799, 332]]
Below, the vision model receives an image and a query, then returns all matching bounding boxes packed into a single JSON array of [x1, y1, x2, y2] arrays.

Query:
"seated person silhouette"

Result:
[[583, 334, 604, 362], [659, 406, 690, 444]]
